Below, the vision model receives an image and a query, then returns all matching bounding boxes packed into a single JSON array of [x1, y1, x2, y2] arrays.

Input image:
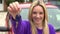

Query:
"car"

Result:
[[46, 4, 60, 34], [5, 3, 60, 34], [19, 4, 60, 34]]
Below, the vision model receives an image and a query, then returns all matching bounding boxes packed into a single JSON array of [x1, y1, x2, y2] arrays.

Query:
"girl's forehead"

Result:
[[32, 5, 45, 13], [33, 5, 43, 9], [33, 5, 43, 10]]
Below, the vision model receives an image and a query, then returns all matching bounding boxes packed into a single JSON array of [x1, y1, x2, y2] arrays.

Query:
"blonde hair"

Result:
[[28, 0, 49, 34]]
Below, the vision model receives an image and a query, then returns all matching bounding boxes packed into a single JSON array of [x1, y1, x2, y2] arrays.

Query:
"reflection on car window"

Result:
[[48, 15, 52, 18], [20, 8, 29, 20], [47, 7, 60, 30], [56, 14, 60, 21]]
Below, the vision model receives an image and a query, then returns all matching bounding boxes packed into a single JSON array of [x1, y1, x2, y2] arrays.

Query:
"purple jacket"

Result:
[[10, 15, 56, 34]]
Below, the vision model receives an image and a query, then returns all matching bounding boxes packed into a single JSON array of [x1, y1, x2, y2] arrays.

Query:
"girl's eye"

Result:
[[39, 12, 44, 14], [32, 11, 37, 14]]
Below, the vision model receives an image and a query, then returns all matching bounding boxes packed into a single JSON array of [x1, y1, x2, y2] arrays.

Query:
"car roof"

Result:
[[19, 3, 31, 9], [19, 3, 58, 9], [46, 5, 58, 8]]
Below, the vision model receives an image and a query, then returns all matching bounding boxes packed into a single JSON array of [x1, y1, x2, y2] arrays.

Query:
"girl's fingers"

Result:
[[7, 2, 20, 17], [7, 7, 13, 15], [15, 2, 20, 11], [12, 3, 18, 11], [9, 3, 14, 11], [7, 7, 12, 12], [15, 2, 20, 9]]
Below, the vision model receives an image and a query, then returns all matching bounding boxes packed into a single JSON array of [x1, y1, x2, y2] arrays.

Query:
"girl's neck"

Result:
[[35, 22, 43, 29]]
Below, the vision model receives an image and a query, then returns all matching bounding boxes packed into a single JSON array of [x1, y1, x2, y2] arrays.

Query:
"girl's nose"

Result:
[[36, 14, 40, 18]]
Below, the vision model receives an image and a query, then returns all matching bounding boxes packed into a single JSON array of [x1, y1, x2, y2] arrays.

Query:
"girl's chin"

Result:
[[34, 21, 42, 24]]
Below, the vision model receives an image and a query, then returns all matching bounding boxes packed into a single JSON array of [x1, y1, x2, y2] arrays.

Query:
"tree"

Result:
[[15, 0, 24, 3], [58, 0, 60, 1], [6, 0, 15, 6], [29, 0, 33, 2]]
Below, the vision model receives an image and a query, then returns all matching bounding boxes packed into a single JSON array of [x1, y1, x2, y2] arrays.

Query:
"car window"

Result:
[[20, 8, 29, 20], [20, 7, 60, 30], [47, 7, 60, 30]]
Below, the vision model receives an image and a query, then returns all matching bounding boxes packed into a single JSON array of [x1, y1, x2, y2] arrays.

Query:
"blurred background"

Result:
[[0, 0, 60, 34]]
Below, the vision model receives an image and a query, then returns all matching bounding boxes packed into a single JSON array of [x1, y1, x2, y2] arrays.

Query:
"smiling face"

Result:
[[32, 5, 44, 24]]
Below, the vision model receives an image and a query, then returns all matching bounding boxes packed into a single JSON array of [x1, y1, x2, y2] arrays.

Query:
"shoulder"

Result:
[[48, 24, 54, 29], [22, 20, 30, 25], [48, 24, 56, 34], [21, 20, 31, 33], [21, 20, 30, 27]]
